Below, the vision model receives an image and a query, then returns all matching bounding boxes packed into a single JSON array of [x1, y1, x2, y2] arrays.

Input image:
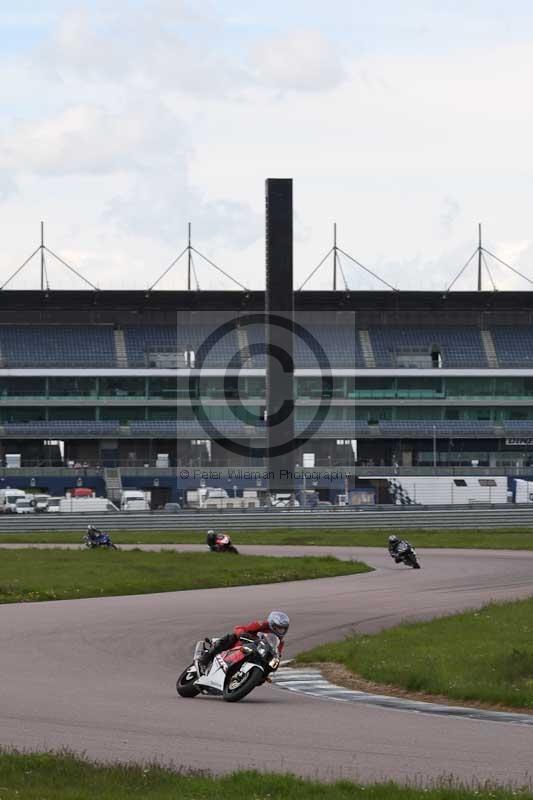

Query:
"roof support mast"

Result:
[[333, 223, 338, 291], [477, 222, 482, 291], [40, 221, 45, 291], [187, 222, 192, 292]]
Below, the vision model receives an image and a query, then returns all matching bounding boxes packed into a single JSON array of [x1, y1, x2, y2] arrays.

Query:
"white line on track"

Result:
[[273, 668, 533, 727]]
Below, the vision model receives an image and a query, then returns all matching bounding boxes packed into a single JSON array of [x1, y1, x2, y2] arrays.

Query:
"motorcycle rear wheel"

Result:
[[223, 665, 262, 702], [176, 665, 201, 698]]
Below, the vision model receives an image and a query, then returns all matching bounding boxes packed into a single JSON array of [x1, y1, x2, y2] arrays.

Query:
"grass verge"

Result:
[[1, 751, 532, 799], [1, 528, 533, 549], [296, 597, 533, 710], [0, 549, 370, 603]]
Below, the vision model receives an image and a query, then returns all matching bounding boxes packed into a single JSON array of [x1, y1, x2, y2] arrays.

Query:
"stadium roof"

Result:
[[1, 289, 533, 326]]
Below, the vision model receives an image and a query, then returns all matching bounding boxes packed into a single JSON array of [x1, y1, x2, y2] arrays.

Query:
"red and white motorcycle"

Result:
[[206, 531, 239, 554], [176, 632, 281, 702]]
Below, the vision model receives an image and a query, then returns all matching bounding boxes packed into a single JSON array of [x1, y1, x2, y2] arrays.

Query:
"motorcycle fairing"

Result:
[[195, 655, 227, 691], [195, 646, 263, 692], [222, 646, 246, 667]]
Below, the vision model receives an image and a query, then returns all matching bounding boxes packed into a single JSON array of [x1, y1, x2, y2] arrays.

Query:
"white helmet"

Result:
[[267, 610, 290, 638], [389, 535, 399, 544]]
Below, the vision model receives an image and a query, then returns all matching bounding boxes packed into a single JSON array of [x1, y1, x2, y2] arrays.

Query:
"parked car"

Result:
[[15, 498, 35, 514], [163, 502, 181, 513], [32, 494, 51, 513]]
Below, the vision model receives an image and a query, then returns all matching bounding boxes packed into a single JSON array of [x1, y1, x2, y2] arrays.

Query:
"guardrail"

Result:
[[0, 506, 532, 532], [1, 466, 533, 477]]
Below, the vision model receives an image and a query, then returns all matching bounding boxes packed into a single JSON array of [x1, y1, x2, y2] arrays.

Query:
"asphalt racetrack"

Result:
[[1, 546, 533, 786]]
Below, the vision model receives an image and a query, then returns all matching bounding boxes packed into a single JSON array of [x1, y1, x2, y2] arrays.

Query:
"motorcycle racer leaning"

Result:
[[87, 524, 104, 542], [198, 610, 290, 671], [388, 534, 413, 563]]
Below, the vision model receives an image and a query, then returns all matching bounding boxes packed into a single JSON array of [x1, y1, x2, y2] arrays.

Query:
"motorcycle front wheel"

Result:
[[176, 665, 201, 698], [223, 665, 263, 702]]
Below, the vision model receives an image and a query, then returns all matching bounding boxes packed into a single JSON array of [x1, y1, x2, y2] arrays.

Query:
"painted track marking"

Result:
[[273, 668, 533, 727]]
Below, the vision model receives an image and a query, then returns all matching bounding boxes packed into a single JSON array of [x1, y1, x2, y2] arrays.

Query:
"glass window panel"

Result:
[[0, 406, 46, 422], [48, 377, 96, 397], [0, 377, 46, 397], [99, 377, 145, 397], [48, 407, 96, 421], [446, 378, 493, 397], [148, 377, 192, 399]]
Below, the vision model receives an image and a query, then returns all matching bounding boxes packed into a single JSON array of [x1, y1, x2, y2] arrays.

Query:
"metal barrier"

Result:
[[0, 506, 532, 532]]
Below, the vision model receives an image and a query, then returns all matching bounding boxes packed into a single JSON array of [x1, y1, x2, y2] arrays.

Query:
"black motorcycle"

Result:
[[394, 542, 420, 569]]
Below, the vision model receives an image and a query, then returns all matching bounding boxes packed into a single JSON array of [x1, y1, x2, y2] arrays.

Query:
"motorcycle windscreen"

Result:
[[259, 632, 281, 653]]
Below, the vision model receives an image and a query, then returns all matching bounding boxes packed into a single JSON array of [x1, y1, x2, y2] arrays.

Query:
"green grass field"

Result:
[[297, 597, 533, 709], [2, 528, 533, 549], [1, 751, 532, 800], [0, 549, 371, 604]]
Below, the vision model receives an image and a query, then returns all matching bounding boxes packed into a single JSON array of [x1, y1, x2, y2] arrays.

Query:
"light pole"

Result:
[[433, 425, 437, 470]]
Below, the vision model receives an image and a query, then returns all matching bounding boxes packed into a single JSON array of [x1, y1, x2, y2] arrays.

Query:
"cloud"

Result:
[[440, 196, 461, 237], [0, 103, 190, 176], [250, 30, 347, 91], [38, 4, 249, 97], [107, 170, 261, 250]]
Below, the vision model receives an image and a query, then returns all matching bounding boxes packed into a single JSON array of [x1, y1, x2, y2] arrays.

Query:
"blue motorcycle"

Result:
[[83, 529, 118, 550]]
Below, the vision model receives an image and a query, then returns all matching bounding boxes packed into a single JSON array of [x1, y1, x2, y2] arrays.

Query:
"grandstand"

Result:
[[2, 288, 533, 503]]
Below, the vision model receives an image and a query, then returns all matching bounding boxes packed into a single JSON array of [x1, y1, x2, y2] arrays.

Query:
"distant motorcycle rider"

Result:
[[198, 611, 290, 670], [388, 534, 412, 563], [87, 524, 104, 543], [206, 529, 238, 553], [206, 529, 218, 549]]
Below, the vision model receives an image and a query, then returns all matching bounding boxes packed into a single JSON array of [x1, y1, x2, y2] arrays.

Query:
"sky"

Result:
[[1, 0, 533, 292]]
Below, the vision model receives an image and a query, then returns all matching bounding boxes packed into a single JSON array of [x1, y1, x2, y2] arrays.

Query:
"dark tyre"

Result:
[[223, 665, 262, 702], [176, 665, 201, 698], [412, 561, 421, 569], [110, 544, 118, 550], [228, 545, 239, 555]]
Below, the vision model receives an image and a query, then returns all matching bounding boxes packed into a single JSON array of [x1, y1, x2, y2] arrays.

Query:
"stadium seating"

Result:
[[3, 420, 120, 435], [0, 326, 116, 367], [241, 324, 364, 368], [124, 325, 241, 367], [490, 327, 533, 366], [369, 327, 487, 368], [379, 420, 497, 437], [129, 420, 260, 437], [502, 420, 533, 435]]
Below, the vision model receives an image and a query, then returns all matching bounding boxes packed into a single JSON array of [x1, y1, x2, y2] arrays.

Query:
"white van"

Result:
[[47, 498, 61, 513], [0, 488, 27, 513], [120, 490, 150, 511], [15, 498, 35, 514], [32, 494, 51, 513]]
